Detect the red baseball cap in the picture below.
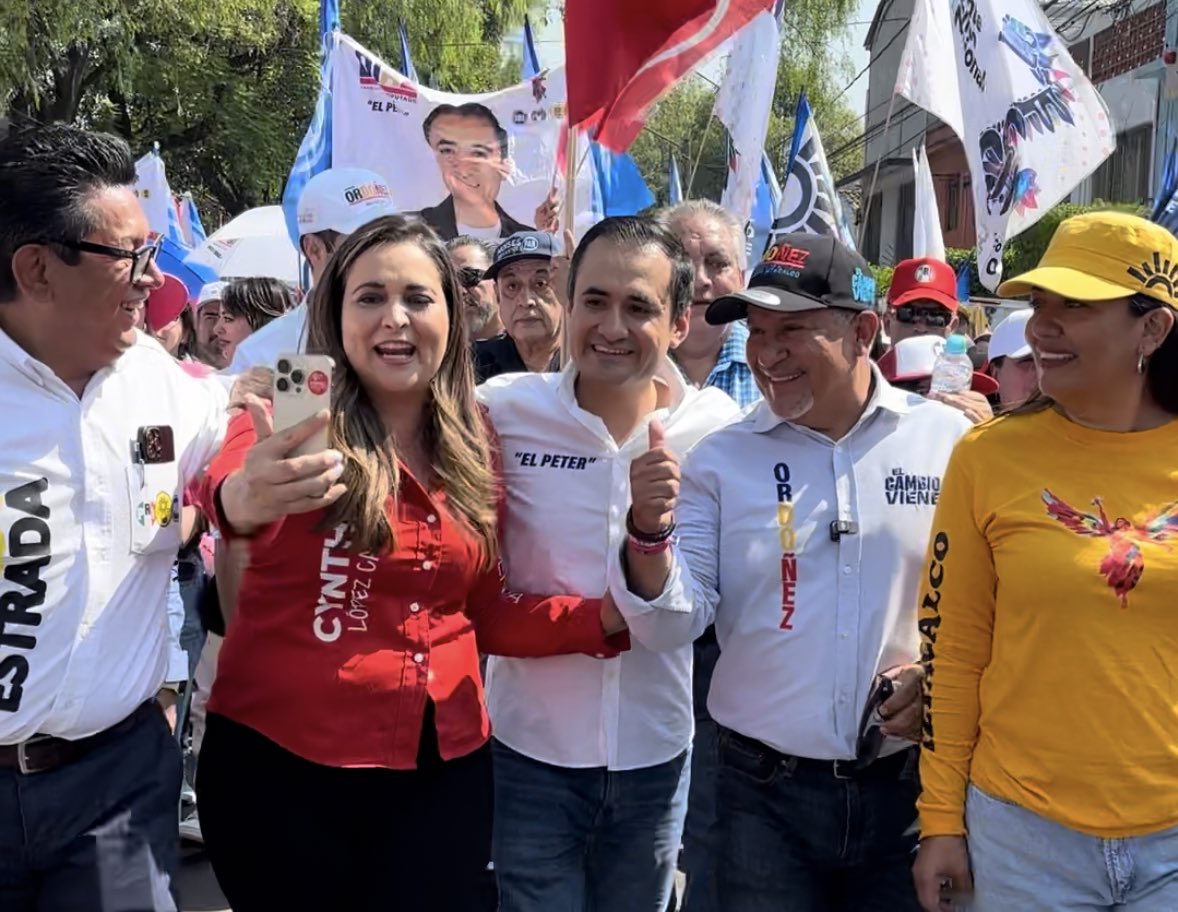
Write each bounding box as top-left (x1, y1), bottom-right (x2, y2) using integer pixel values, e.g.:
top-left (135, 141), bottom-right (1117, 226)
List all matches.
top-left (887, 257), bottom-right (958, 312)
top-left (145, 274), bottom-right (190, 333)
top-left (878, 336), bottom-right (998, 395)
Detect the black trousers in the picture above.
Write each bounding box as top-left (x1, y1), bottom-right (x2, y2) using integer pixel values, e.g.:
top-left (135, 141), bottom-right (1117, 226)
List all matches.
top-left (196, 710), bottom-right (495, 912)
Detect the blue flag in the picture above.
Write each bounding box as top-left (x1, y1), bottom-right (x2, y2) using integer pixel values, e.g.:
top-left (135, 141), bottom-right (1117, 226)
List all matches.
top-left (1152, 136), bottom-right (1178, 234)
top-left (591, 144), bottom-right (656, 216)
top-left (522, 15), bottom-right (542, 81)
top-left (158, 237), bottom-right (217, 299)
top-left (183, 196), bottom-right (207, 247)
top-left (748, 152), bottom-right (781, 262)
top-left (955, 262), bottom-right (972, 303)
top-left (281, 0), bottom-right (338, 247)
top-left (399, 21), bottom-right (419, 84)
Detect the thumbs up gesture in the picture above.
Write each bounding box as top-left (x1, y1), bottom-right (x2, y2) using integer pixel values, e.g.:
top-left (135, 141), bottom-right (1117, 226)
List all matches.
top-left (628, 418), bottom-right (680, 536)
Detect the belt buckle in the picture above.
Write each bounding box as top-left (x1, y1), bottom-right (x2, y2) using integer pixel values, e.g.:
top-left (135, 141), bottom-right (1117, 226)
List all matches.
top-left (832, 759), bottom-right (856, 780)
top-left (16, 737), bottom-right (49, 775)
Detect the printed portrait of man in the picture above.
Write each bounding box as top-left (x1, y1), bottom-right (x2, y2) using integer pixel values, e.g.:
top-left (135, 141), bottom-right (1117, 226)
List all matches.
top-left (417, 102), bottom-right (535, 242)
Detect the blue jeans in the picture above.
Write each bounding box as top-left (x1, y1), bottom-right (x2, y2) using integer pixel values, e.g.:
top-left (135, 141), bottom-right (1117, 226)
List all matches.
top-left (680, 631), bottom-right (721, 912)
top-left (492, 739), bottom-right (690, 912)
top-left (966, 784), bottom-right (1178, 911)
top-left (176, 552), bottom-right (207, 680)
top-left (715, 729), bottom-right (921, 912)
top-left (0, 704), bottom-right (183, 911)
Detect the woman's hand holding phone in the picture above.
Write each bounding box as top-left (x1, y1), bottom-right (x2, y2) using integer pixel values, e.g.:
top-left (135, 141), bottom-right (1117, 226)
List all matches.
top-left (218, 395), bottom-right (347, 536)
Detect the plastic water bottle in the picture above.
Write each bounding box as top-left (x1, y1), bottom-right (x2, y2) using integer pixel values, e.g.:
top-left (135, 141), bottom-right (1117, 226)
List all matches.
top-left (929, 335), bottom-right (973, 394)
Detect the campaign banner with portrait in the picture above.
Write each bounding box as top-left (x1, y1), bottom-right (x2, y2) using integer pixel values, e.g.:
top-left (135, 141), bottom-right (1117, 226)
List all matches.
top-left (331, 33), bottom-right (594, 244)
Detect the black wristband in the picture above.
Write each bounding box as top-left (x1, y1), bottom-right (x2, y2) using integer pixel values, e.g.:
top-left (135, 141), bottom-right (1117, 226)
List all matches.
top-left (626, 507), bottom-right (675, 544)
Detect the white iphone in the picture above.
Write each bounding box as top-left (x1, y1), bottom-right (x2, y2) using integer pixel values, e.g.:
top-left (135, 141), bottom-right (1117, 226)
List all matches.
top-left (272, 353), bottom-right (335, 457)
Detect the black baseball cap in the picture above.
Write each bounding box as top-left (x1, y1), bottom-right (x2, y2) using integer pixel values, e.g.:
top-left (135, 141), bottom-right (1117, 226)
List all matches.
top-left (706, 232), bottom-right (878, 325)
top-left (484, 231), bottom-right (559, 280)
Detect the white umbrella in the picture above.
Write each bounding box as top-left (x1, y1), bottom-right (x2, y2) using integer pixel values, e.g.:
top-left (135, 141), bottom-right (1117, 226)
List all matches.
top-left (185, 205), bottom-right (300, 283)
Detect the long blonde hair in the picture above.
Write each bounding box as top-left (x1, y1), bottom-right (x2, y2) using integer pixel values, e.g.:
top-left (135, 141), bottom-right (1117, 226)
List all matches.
top-left (305, 215), bottom-right (497, 565)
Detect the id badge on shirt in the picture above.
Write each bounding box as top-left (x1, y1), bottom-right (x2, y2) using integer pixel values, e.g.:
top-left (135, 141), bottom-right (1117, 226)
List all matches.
top-left (126, 425), bottom-right (182, 555)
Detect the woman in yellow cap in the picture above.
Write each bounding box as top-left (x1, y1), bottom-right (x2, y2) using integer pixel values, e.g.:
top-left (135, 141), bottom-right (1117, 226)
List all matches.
top-left (911, 211), bottom-right (1178, 911)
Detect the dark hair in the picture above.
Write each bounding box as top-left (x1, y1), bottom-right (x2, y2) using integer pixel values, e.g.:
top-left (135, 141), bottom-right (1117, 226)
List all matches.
top-left (1010, 293), bottom-right (1178, 417)
top-left (446, 235), bottom-right (494, 261)
top-left (305, 215), bottom-right (496, 561)
top-left (175, 307), bottom-right (198, 360)
top-left (422, 103), bottom-right (509, 159)
top-left (299, 229), bottom-right (342, 260)
top-left (0, 125), bottom-right (137, 302)
top-left (221, 277), bottom-right (293, 331)
top-left (568, 216), bottom-right (694, 322)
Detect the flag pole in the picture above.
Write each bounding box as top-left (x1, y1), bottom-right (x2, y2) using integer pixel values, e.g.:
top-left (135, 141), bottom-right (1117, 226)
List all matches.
top-left (857, 92), bottom-right (898, 249)
top-left (560, 125), bottom-right (579, 369)
top-left (685, 116), bottom-right (717, 198)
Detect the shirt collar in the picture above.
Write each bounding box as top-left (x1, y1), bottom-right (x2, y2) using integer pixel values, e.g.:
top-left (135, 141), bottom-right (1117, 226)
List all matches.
top-left (751, 363), bottom-right (911, 436)
top-left (0, 323), bottom-right (135, 393)
top-left (557, 356), bottom-right (690, 421)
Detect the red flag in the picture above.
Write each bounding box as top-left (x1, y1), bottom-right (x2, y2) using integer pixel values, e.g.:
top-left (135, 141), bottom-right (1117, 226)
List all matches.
top-left (565, 0), bottom-right (773, 152)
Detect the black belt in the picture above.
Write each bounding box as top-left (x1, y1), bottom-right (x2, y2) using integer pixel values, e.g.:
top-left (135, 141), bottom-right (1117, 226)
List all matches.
top-left (0, 700), bottom-right (160, 775)
top-left (721, 727), bottom-right (916, 781)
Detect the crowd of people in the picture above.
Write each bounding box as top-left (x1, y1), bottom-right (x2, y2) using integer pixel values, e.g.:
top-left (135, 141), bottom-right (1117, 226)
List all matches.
top-left (0, 121), bottom-right (1176, 912)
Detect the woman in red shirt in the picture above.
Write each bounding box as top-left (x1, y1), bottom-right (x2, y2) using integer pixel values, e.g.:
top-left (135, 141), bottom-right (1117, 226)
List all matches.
top-left (195, 216), bottom-right (625, 911)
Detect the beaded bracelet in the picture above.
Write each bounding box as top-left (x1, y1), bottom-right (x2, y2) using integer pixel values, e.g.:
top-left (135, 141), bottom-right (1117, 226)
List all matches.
top-left (627, 535), bottom-right (672, 556)
top-left (625, 507), bottom-right (675, 544)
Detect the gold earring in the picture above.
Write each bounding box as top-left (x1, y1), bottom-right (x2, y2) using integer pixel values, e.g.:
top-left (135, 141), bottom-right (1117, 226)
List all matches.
top-left (1138, 353), bottom-right (1147, 375)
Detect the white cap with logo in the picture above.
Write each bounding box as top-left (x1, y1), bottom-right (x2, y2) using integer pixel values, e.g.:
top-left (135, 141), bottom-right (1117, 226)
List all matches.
top-left (296, 167), bottom-right (397, 237)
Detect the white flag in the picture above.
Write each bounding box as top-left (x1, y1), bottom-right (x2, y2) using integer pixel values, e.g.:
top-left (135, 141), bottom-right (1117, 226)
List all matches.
top-left (133, 152), bottom-right (175, 241)
top-left (896, 0), bottom-right (1114, 289)
top-left (912, 144), bottom-right (946, 260)
top-left (715, 10), bottom-right (781, 226)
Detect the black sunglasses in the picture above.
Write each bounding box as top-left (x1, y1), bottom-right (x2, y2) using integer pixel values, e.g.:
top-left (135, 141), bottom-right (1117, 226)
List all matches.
top-left (456, 266), bottom-right (486, 289)
top-left (53, 238), bottom-right (161, 283)
top-left (893, 304), bottom-right (951, 327)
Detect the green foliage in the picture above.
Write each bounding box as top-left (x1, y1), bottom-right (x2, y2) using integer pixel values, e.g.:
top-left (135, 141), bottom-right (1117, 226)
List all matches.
top-left (627, 0), bottom-right (863, 208)
top-left (871, 200), bottom-right (1151, 298)
top-left (0, 0), bottom-right (539, 218)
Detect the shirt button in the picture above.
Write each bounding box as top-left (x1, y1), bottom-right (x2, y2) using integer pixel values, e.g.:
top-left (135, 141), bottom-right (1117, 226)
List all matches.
top-left (413, 653), bottom-right (425, 664)
top-left (842, 565), bottom-right (852, 575)
top-left (427, 514), bottom-right (437, 523)
top-left (840, 632), bottom-right (849, 640)
top-left (422, 560), bottom-right (433, 570)
top-left (409, 602), bottom-right (421, 613)
top-left (838, 695), bottom-right (848, 703)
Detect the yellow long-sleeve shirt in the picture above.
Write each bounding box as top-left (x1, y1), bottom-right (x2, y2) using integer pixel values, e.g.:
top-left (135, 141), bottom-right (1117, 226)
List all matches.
top-left (918, 407), bottom-right (1178, 839)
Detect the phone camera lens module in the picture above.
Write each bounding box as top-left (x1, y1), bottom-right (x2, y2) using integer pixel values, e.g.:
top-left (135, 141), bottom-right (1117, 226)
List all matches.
top-left (290, 369), bottom-right (305, 384)
top-left (277, 359), bottom-right (291, 374)
top-left (276, 377), bottom-right (290, 392)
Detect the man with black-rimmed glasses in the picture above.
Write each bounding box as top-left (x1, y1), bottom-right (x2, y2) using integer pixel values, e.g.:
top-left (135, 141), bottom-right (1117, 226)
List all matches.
top-left (0, 124), bottom-right (228, 911)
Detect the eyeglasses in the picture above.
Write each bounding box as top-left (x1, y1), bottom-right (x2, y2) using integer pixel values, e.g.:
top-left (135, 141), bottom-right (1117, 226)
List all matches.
top-left (456, 266), bottom-right (486, 289)
top-left (54, 238), bottom-right (161, 283)
top-left (893, 305), bottom-right (951, 327)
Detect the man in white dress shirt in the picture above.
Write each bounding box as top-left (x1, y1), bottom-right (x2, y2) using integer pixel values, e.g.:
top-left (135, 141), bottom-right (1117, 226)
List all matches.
top-left (671, 233), bottom-right (971, 911)
top-left (225, 166), bottom-right (396, 374)
top-left (479, 216), bottom-right (740, 912)
top-left (0, 125), bottom-right (228, 911)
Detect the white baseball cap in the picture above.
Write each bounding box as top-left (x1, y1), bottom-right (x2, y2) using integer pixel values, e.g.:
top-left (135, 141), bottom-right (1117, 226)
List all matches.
top-left (196, 281), bottom-right (228, 307)
top-left (296, 167), bottom-right (397, 237)
top-left (988, 308), bottom-right (1032, 361)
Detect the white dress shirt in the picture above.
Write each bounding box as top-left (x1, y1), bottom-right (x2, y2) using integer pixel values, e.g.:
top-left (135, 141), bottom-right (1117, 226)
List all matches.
top-left (226, 301), bottom-right (309, 374)
top-left (0, 330), bottom-right (227, 742)
top-left (479, 362), bottom-right (740, 770)
top-left (675, 372), bottom-right (971, 761)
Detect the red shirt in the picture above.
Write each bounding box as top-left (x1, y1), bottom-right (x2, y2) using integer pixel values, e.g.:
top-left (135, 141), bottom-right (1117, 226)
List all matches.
top-left (202, 412), bottom-right (627, 769)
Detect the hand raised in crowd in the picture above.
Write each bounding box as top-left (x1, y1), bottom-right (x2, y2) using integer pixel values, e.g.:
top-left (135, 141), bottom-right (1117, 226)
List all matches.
top-left (629, 418), bottom-right (679, 535)
top-left (534, 186), bottom-right (560, 234)
top-left (552, 228), bottom-right (575, 307)
top-left (912, 835), bottom-right (973, 912)
top-left (927, 389), bottom-right (993, 425)
top-left (218, 396), bottom-right (347, 535)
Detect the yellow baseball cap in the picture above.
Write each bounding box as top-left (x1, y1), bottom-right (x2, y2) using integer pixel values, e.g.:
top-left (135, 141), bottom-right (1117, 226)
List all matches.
top-left (998, 212), bottom-right (1178, 310)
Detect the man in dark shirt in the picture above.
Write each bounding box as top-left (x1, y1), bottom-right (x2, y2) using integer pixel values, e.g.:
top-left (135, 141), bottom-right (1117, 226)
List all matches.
top-left (473, 231), bottom-right (564, 382)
